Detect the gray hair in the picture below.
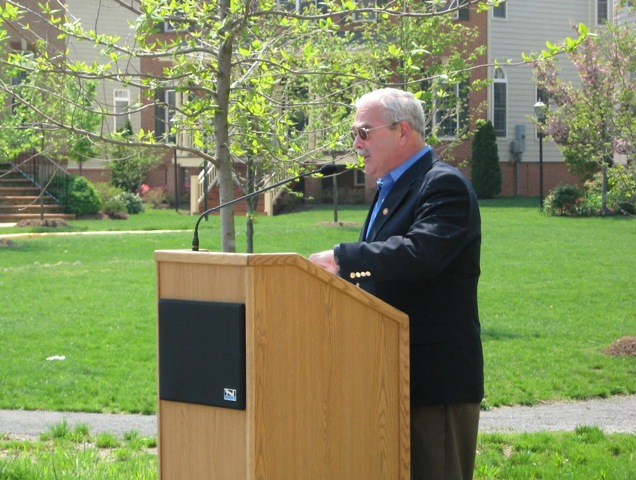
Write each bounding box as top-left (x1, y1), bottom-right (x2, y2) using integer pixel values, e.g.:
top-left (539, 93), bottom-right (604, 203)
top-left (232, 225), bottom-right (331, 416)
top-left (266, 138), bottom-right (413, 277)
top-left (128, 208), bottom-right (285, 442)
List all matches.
top-left (355, 88), bottom-right (426, 138)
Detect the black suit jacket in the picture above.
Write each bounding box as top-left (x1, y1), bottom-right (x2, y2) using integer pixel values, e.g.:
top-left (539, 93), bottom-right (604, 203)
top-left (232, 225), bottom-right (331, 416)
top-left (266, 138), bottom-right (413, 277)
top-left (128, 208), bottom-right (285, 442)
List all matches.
top-left (338, 149), bottom-right (484, 407)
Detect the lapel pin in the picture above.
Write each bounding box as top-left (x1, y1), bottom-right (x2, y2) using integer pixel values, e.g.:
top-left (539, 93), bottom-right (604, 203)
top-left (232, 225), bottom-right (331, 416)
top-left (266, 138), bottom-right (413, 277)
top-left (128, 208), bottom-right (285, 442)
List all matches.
top-left (382, 208), bottom-right (389, 216)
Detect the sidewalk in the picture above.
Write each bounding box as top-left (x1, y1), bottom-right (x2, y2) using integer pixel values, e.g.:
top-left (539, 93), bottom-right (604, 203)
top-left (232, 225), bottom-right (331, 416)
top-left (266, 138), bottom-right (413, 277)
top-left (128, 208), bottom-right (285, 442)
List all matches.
top-left (1, 395), bottom-right (634, 440)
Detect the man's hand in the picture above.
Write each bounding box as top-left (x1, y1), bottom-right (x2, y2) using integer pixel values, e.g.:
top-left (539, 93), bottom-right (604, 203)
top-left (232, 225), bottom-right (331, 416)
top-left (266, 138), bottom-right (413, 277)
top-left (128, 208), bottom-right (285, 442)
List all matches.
top-left (309, 249), bottom-right (339, 275)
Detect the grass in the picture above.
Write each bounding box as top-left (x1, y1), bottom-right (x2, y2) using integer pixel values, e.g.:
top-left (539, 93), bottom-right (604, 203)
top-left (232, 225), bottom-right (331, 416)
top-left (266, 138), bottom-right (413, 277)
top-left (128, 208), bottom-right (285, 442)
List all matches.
top-left (0, 198), bottom-right (634, 478)
top-left (0, 422), bottom-right (157, 479)
top-left (0, 423), bottom-right (634, 479)
top-left (475, 426), bottom-right (636, 479)
top-left (1, 200), bottom-right (633, 412)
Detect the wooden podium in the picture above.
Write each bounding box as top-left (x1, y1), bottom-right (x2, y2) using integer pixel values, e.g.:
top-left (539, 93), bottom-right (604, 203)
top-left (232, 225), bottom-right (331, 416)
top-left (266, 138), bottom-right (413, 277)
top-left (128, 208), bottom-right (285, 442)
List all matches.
top-left (155, 250), bottom-right (410, 479)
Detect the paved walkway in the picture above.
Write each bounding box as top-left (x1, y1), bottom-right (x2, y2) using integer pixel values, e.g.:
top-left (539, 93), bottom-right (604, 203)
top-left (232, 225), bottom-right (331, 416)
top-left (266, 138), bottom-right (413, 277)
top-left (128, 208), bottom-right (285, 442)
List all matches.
top-left (1, 395), bottom-right (634, 440)
top-left (0, 229), bottom-right (188, 239)
top-left (479, 395), bottom-right (636, 434)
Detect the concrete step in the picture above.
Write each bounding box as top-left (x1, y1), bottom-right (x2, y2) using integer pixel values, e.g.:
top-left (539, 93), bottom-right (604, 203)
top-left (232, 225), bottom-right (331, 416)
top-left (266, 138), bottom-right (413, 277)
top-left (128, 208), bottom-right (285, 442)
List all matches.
top-left (0, 196), bottom-right (58, 206)
top-left (0, 204), bottom-right (65, 213)
top-left (0, 212), bottom-right (76, 223)
top-left (0, 186), bottom-right (41, 195)
top-left (0, 178), bottom-right (33, 187)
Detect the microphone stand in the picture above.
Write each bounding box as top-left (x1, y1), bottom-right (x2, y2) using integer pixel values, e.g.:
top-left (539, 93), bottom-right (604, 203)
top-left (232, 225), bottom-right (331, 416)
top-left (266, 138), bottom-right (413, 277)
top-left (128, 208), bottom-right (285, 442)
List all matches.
top-left (192, 163), bottom-right (337, 251)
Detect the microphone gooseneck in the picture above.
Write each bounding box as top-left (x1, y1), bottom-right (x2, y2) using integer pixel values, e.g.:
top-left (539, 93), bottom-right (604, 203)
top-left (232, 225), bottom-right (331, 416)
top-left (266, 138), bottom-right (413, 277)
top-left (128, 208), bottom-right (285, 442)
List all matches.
top-left (192, 163), bottom-right (337, 251)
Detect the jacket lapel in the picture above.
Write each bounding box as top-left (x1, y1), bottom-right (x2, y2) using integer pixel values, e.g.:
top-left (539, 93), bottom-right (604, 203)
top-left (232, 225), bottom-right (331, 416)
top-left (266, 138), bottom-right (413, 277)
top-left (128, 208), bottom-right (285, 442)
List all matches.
top-left (359, 190), bottom-right (379, 241)
top-left (365, 149), bottom-right (438, 242)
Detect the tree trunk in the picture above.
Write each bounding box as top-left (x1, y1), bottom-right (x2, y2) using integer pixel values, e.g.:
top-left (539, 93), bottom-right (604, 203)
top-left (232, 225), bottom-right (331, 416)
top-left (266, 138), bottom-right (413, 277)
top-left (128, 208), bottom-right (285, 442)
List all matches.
top-left (215, 0), bottom-right (236, 252)
top-left (246, 158), bottom-right (255, 253)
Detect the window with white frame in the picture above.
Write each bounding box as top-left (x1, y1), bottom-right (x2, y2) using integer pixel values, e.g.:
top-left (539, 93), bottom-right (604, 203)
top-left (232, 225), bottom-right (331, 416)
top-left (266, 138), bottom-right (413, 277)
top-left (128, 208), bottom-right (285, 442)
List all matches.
top-left (9, 51), bottom-right (33, 115)
top-left (353, 0), bottom-right (378, 22)
top-left (493, 67), bottom-right (507, 137)
top-left (434, 82), bottom-right (468, 138)
top-left (163, 6), bottom-right (187, 32)
top-left (278, 0), bottom-right (324, 13)
top-left (492, 1), bottom-right (506, 18)
top-left (437, 0), bottom-right (470, 19)
top-left (10, 69), bottom-right (28, 115)
top-left (155, 88), bottom-right (176, 143)
top-left (113, 89), bottom-right (130, 132)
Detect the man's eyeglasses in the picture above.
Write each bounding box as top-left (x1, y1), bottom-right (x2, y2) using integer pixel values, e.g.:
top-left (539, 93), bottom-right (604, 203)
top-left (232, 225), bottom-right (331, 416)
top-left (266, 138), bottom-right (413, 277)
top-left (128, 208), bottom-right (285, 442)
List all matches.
top-left (351, 122), bottom-right (398, 141)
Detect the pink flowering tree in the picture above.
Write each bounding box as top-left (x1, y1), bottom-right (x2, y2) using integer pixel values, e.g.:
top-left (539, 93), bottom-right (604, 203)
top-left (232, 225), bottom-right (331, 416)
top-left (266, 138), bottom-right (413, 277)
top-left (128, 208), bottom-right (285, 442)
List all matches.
top-left (533, 17), bottom-right (636, 182)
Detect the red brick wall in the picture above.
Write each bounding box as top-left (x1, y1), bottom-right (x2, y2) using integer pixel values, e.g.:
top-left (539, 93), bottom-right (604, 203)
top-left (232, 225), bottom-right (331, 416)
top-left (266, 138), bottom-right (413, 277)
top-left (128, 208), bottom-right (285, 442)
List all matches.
top-left (67, 168), bottom-right (110, 185)
top-left (499, 162), bottom-right (583, 197)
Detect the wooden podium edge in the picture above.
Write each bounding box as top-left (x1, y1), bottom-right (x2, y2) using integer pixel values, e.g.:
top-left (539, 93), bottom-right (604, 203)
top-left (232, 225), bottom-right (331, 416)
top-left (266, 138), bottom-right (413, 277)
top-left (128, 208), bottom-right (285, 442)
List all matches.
top-left (154, 250), bottom-right (408, 326)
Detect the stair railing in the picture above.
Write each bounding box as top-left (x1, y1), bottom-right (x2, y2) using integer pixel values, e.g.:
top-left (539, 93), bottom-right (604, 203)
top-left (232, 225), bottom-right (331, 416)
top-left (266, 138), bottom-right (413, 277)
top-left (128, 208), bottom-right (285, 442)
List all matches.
top-left (190, 161), bottom-right (294, 216)
top-left (14, 150), bottom-right (72, 205)
top-left (190, 160), bottom-right (219, 214)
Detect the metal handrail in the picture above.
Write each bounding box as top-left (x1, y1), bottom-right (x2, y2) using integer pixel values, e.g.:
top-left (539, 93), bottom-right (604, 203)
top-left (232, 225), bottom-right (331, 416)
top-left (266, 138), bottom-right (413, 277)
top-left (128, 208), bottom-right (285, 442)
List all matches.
top-left (13, 150), bottom-right (72, 205)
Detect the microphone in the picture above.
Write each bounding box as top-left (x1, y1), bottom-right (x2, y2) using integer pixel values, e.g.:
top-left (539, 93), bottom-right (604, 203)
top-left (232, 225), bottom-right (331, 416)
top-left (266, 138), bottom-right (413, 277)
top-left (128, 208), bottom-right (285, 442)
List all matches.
top-left (192, 163), bottom-right (337, 251)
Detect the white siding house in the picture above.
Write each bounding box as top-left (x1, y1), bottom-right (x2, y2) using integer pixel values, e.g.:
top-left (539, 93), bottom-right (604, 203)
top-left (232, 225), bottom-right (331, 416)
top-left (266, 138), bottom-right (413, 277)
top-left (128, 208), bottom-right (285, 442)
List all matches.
top-left (64, 0), bottom-right (142, 173)
top-left (487, 0), bottom-right (615, 195)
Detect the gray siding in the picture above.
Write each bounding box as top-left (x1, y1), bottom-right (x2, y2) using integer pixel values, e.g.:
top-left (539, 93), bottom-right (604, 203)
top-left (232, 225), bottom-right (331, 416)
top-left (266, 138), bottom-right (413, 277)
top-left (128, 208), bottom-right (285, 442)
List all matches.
top-left (489, 0), bottom-right (613, 164)
top-left (65, 0), bottom-right (142, 138)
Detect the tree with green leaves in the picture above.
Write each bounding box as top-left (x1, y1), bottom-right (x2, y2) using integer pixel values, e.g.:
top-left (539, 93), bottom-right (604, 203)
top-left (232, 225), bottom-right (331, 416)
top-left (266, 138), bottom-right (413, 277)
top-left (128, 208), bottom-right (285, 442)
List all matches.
top-left (1, 0), bottom-right (502, 250)
top-left (103, 119), bottom-right (164, 193)
top-left (470, 119), bottom-right (501, 199)
top-left (0, 5), bottom-right (101, 170)
top-left (533, 16), bottom-right (636, 181)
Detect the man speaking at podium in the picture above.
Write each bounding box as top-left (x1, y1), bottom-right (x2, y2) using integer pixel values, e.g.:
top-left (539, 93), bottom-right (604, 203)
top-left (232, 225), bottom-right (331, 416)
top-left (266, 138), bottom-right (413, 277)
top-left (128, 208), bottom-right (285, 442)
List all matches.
top-left (310, 88), bottom-right (483, 480)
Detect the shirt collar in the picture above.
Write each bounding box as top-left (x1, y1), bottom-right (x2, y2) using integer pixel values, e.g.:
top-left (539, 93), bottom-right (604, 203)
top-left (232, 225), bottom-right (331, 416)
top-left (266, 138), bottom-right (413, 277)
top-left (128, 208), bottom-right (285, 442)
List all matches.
top-left (378, 145), bottom-right (431, 188)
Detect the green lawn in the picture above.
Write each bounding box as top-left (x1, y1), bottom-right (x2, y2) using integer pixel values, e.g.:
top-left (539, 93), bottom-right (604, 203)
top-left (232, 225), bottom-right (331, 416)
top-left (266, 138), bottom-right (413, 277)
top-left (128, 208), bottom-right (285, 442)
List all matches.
top-left (0, 199), bottom-right (634, 413)
top-left (0, 423), bottom-right (634, 480)
top-left (0, 198), bottom-right (635, 478)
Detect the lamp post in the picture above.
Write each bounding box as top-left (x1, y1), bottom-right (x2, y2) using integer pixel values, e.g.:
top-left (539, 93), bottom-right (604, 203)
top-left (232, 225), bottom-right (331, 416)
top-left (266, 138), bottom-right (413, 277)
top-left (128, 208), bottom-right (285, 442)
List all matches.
top-left (533, 100), bottom-right (546, 209)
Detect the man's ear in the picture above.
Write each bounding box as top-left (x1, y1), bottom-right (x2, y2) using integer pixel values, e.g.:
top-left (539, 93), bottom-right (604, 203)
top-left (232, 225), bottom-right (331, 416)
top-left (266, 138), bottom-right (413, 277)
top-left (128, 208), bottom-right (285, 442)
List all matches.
top-left (398, 121), bottom-right (410, 140)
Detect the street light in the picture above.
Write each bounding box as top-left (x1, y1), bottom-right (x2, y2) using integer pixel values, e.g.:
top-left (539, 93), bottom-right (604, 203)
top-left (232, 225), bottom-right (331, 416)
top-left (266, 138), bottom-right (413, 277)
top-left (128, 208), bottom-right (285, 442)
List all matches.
top-left (534, 100), bottom-right (547, 208)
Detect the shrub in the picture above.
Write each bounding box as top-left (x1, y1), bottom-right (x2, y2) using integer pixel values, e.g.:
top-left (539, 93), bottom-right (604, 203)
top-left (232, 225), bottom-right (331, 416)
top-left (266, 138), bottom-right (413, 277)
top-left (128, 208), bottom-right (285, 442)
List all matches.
top-left (543, 183), bottom-right (583, 216)
top-left (140, 185), bottom-right (167, 209)
top-left (581, 165), bottom-right (636, 215)
top-left (94, 182), bottom-right (124, 204)
top-left (470, 120), bottom-right (502, 199)
top-left (102, 197), bottom-right (128, 219)
top-left (115, 191), bottom-right (145, 214)
top-left (605, 165), bottom-right (636, 215)
top-left (49, 175), bottom-right (102, 216)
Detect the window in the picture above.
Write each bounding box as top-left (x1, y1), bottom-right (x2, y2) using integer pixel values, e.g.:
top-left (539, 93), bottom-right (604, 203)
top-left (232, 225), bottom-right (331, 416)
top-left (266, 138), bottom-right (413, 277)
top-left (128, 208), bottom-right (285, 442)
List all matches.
top-left (434, 81), bottom-right (468, 138)
top-left (163, 3), bottom-right (188, 32)
top-left (10, 69), bottom-right (28, 115)
top-left (536, 88), bottom-right (549, 108)
top-left (597, 0), bottom-right (608, 23)
top-left (155, 88), bottom-right (176, 143)
top-left (278, 0), bottom-right (326, 13)
top-left (113, 89), bottom-right (130, 132)
top-left (492, 1), bottom-right (506, 18)
top-left (354, 169), bottom-right (366, 187)
top-left (493, 68), bottom-right (507, 137)
top-left (9, 51), bottom-right (33, 115)
top-left (434, 0), bottom-right (469, 19)
top-left (536, 88), bottom-right (549, 139)
top-left (353, 0), bottom-right (378, 22)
